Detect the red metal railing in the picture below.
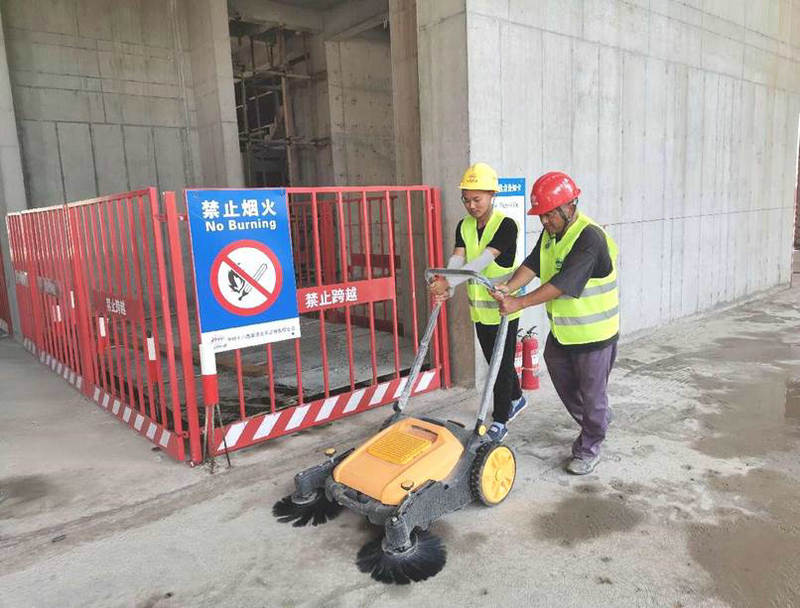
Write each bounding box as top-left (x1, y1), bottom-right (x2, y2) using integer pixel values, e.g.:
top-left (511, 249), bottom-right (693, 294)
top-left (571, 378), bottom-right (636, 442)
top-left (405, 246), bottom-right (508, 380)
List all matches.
top-left (4, 186), bottom-right (450, 465)
top-left (290, 194), bottom-right (402, 332)
top-left (0, 238), bottom-right (12, 336)
top-left (64, 189), bottom-right (197, 461)
top-left (204, 187), bottom-right (449, 457)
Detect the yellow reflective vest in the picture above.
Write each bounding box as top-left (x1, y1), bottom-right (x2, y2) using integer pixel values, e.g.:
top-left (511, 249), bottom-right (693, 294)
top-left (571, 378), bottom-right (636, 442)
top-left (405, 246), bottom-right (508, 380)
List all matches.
top-left (540, 213), bottom-right (619, 345)
top-left (461, 210), bottom-right (521, 325)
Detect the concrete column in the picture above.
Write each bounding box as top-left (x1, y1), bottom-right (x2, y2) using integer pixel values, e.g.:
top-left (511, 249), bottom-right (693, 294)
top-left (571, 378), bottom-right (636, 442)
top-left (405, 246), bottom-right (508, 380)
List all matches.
top-left (390, 0), bottom-right (422, 185)
top-left (0, 5), bottom-right (27, 338)
top-left (417, 0), bottom-right (472, 385)
top-left (187, 0), bottom-right (244, 187)
top-left (388, 1), bottom-right (422, 359)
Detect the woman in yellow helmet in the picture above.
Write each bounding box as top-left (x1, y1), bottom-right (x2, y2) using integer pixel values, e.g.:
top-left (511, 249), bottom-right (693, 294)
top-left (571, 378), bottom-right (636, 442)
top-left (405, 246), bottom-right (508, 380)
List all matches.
top-left (428, 163), bottom-right (527, 442)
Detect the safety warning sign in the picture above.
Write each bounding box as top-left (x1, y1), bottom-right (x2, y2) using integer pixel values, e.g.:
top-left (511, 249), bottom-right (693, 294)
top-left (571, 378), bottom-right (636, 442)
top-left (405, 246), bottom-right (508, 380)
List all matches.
top-left (185, 189), bottom-right (300, 353)
top-left (210, 240), bottom-right (283, 315)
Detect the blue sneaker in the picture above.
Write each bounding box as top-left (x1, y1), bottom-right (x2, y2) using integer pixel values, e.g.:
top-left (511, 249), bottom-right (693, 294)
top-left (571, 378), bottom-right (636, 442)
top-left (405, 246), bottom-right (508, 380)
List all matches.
top-left (507, 396), bottom-right (528, 423)
top-left (486, 422), bottom-right (507, 443)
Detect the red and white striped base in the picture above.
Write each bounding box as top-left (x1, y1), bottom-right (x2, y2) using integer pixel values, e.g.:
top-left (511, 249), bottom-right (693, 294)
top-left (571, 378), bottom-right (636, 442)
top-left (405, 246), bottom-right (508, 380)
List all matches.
top-left (27, 343), bottom-right (85, 391)
top-left (22, 337), bottom-right (182, 461)
top-left (91, 385), bottom-right (183, 460)
top-left (20, 334), bottom-right (444, 463)
top-left (210, 369), bottom-right (439, 456)
top-left (23, 337), bottom-right (37, 355)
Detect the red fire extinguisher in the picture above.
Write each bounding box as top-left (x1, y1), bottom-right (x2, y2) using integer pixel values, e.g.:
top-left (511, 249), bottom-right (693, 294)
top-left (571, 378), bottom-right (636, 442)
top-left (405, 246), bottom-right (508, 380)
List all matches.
top-left (516, 327), bottom-right (540, 390)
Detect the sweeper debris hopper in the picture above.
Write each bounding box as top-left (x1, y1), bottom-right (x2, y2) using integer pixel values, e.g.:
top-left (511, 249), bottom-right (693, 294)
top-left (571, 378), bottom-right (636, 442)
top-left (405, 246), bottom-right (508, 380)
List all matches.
top-left (272, 268), bottom-right (517, 584)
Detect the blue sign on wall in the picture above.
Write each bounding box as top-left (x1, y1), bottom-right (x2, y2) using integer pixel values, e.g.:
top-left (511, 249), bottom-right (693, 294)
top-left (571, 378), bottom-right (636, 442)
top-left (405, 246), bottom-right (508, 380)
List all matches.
top-left (185, 188), bottom-right (300, 353)
top-left (495, 177), bottom-right (527, 293)
top-left (496, 177), bottom-right (525, 197)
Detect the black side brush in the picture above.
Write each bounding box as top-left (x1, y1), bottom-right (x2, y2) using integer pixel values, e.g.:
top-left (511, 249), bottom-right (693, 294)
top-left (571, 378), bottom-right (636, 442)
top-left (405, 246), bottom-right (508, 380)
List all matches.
top-left (356, 529), bottom-right (446, 584)
top-left (272, 489), bottom-right (344, 527)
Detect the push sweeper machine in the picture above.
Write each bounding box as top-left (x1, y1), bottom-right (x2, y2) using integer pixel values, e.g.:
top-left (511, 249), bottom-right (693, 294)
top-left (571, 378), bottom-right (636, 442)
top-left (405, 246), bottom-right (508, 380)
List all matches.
top-left (273, 269), bottom-right (518, 584)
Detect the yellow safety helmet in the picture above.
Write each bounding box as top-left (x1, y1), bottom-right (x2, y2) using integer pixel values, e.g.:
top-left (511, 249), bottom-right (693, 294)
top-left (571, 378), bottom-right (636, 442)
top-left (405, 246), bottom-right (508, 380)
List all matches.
top-left (459, 163), bottom-right (499, 192)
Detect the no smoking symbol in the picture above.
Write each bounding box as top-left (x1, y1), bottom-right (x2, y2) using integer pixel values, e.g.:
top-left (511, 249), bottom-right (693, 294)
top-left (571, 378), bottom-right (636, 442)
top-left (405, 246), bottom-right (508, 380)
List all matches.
top-left (210, 240), bottom-right (284, 316)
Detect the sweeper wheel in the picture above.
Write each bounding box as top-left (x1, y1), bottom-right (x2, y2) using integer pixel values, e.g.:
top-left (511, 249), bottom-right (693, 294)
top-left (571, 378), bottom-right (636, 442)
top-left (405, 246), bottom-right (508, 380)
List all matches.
top-left (470, 443), bottom-right (516, 506)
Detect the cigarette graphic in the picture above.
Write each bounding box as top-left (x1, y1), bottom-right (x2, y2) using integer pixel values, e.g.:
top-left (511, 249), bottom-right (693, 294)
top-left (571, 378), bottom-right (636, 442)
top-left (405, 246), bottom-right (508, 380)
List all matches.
top-left (239, 263), bottom-right (267, 300)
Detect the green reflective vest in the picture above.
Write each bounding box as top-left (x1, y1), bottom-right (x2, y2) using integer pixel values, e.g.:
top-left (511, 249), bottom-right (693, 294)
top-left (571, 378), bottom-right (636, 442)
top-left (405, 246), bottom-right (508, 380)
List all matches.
top-left (540, 213), bottom-right (619, 345)
top-left (461, 210), bottom-right (520, 325)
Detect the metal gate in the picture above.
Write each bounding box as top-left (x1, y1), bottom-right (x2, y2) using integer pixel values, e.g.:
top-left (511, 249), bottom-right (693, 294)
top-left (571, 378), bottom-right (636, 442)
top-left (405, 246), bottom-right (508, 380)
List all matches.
top-left (4, 186), bottom-right (449, 465)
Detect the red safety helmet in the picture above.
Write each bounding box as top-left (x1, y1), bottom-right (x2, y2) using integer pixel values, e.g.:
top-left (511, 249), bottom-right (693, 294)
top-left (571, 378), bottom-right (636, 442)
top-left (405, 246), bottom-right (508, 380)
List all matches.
top-left (528, 171), bottom-right (581, 215)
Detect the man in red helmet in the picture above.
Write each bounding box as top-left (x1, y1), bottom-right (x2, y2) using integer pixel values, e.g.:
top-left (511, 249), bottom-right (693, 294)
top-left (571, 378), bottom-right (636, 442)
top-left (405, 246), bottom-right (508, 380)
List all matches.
top-left (491, 171), bottom-right (619, 475)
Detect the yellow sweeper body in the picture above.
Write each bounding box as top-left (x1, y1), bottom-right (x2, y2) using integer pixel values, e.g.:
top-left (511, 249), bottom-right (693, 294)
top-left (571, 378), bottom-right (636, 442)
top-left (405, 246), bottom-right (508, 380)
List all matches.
top-left (333, 417), bottom-right (464, 506)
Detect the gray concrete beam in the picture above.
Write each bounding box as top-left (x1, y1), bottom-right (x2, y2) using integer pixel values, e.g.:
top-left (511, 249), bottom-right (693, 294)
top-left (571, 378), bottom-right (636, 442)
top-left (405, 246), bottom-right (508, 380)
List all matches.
top-left (229, 0), bottom-right (323, 32)
top-left (324, 0), bottom-right (388, 39)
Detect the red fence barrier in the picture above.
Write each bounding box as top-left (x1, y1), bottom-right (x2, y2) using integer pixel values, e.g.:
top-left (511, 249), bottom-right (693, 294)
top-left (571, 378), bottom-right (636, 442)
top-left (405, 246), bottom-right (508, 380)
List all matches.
top-left (4, 186), bottom-right (449, 465)
top-left (0, 239), bottom-right (11, 336)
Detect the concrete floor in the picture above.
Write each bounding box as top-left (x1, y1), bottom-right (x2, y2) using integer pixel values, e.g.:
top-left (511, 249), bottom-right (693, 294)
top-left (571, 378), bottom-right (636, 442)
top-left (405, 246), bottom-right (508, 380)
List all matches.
top-left (2, 264), bottom-right (800, 607)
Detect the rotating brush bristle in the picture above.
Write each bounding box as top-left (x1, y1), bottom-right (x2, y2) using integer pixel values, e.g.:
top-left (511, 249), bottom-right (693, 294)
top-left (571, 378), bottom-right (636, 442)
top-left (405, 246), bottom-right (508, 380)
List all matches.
top-left (272, 489), bottom-right (343, 527)
top-left (356, 529), bottom-right (447, 584)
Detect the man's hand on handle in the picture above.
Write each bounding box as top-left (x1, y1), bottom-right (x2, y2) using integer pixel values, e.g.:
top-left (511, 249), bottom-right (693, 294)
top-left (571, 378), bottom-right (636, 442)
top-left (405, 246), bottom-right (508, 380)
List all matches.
top-left (427, 275), bottom-right (452, 303)
top-left (490, 288), bottom-right (524, 315)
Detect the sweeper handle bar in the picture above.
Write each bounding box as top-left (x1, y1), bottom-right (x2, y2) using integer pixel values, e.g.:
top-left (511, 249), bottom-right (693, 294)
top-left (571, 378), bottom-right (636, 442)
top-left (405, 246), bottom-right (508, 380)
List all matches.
top-left (392, 269), bottom-right (508, 436)
top-left (393, 268), bottom-right (493, 414)
top-left (392, 300), bottom-right (442, 414)
top-left (424, 268), bottom-right (509, 434)
top-left (423, 268), bottom-right (497, 292)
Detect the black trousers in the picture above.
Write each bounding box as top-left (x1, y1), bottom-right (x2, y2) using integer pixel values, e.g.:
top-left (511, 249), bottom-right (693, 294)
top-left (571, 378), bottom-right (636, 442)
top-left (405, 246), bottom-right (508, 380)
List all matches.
top-left (475, 318), bottom-right (522, 424)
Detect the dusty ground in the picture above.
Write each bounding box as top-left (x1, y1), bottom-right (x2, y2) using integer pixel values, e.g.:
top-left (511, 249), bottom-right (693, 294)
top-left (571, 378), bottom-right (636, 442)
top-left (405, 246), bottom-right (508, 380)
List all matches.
top-left (1, 262), bottom-right (800, 608)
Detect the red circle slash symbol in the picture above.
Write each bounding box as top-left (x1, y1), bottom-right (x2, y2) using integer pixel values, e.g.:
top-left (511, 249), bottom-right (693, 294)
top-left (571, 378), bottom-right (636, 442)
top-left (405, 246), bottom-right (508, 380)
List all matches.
top-left (210, 240), bottom-right (283, 316)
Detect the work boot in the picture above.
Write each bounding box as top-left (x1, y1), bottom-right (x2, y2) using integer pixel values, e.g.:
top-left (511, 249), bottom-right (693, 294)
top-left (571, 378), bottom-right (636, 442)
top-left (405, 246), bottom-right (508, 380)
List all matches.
top-left (566, 455), bottom-right (600, 475)
top-left (507, 396), bottom-right (528, 423)
top-left (486, 422), bottom-right (508, 443)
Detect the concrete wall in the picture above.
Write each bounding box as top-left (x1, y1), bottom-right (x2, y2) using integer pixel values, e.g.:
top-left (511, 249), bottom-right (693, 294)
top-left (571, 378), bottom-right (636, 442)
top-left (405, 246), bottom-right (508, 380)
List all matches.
top-left (1, 0), bottom-right (243, 207)
top-left (471, 0), bottom-right (800, 339)
top-left (419, 0), bottom-right (800, 385)
top-left (326, 34), bottom-right (396, 185)
top-left (1, 0), bottom-right (201, 204)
